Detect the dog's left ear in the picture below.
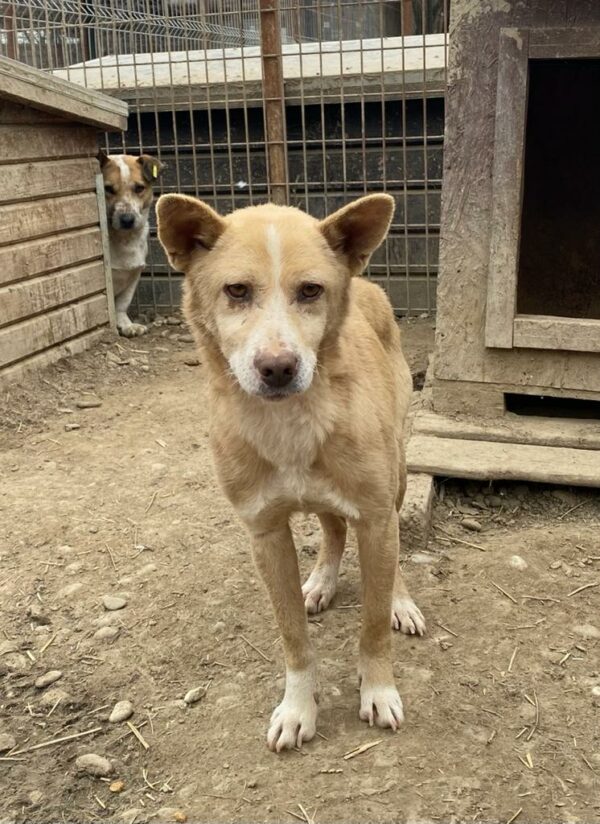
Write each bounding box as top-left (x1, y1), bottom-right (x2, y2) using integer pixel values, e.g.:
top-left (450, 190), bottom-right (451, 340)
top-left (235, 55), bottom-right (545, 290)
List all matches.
top-left (138, 154), bottom-right (165, 184)
top-left (320, 194), bottom-right (395, 274)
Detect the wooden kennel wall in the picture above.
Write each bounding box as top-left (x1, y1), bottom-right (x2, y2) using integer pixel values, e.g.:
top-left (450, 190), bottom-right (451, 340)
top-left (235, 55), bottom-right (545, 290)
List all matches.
top-left (0, 56), bottom-right (127, 386)
top-left (408, 0), bottom-right (600, 487)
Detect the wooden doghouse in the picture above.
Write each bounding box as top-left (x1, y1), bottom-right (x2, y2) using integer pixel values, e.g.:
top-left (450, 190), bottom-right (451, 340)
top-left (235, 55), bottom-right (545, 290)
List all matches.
top-left (407, 1), bottom-right (600, 499)
top-left (0, 56), bottom-right (127, 386)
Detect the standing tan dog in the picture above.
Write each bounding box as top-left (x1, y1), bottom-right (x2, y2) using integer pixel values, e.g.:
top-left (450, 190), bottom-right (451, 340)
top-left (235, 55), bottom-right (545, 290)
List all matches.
top-left (156, 193), bottom-right (425, 751)
top-left (98, 150), bottom-right (164, 337)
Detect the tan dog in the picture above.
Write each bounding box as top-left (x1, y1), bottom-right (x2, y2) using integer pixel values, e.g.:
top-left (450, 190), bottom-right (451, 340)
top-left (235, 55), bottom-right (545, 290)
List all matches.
top-left (156, 194), bottom-right (425, 751)
top-left (98, 151), bottom-right (164, 337)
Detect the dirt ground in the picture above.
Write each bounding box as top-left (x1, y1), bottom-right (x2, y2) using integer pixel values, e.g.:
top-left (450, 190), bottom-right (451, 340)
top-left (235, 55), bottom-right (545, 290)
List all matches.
top-left (1, 316), bottom-right (599, 824)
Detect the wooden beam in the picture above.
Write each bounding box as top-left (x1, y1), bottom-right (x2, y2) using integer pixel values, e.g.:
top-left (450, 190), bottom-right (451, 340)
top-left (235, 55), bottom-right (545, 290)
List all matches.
top-left (0, 193), bottom-right (99, 247)
top-left (0, 294), bottom-right (109, 369)
top-left (260, 0), bottom-right (288, 205)
top-left (0, 54), bottom-right (127, 131)
top-left (0, 261), bottom-right (106, 327)
top-left (0, 124), bottom-right (98, 164)
top-left (407, 434), bottom-right (600, 487)
top-left (0, 227), bottom-right (103, 288)
top-left (513, 315), bottom-right (600, 353)
top-left (1, 157), bottom-right (98, 204)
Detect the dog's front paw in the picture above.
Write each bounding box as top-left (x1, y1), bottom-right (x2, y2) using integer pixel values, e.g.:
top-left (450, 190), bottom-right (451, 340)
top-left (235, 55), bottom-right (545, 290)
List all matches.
top-left (118, 322), bottom-right (147, 338)
top-left (267, 670), bottom-right (318, 752)
top-left (359, 682), bottom-right (404, 730)
top-left (391, 596), bottom-right (426, 635)
top-left (302, 564), bottom-right (338, 614)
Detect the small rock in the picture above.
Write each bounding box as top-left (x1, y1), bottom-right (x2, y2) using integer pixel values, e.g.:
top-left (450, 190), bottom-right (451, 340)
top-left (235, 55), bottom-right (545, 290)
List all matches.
top-left (75, 753), bottom-right (113, 777)
top-left (93, 613), bottom-right (121, 628)
top-left (35, 670), bottom-right (63, 689)
top-left (94, 626), bottom-right (120, 642)
top-left (178, 334), bottom-right (195, 343)
top-left (28, 790), bottom-right (44, 807)
top-left (212, 620), bottom-right (226, 634)
top-left (409, 551), bottom-right (437, 565)
top-left (76, 399), bottom-right (102, 409)
top-left (573, 624), bottom-right (600, 640)
top-left (166, 316), bottom-right (182, 326)
top-left (509, 555), bottom-right (528, 571)
top-left (109, 700), bottom-right (134, 723)
top-left (64, 423), bottom-right (81, 432)
top-left (247, 779), bottom-right (258, 788)
top-left (27, 603), bottom-right (50, 625)
top-left (549, 560), bottom-right (562, 570)
top-left (39, 687), bottom-right (71, 708)
top-left (183, 686), bottom-right (207, 705)
top-left (110, 780), bottom-right (125, 793)
top-left (89, 525), bottom-right (99, 534)
top-left (461, 518), bottom-right (482, 532)
top-left (58, 582), bottom-right (83, 598)
top-left (103, 595), bottom-right (128, 611)
top-left (183, 357), bottom-right (200, 367)
top-left (158, 808), bottom-right (187, 822)
top-left (592, 685), bottom-right (600, 697)
top-left (0, 733), bottom-right (16, 753)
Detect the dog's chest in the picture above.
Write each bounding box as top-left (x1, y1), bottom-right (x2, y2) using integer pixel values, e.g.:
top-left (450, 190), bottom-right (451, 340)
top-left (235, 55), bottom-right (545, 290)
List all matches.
top-left (234, 401), bottom-right (359, 522)
top-left (110, 226), bottom-right (149, 270)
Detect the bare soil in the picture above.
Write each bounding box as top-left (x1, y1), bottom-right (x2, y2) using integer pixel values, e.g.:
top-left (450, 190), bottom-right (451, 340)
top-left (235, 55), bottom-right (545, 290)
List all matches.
top-left (1, 316), bottom-right (599, 824)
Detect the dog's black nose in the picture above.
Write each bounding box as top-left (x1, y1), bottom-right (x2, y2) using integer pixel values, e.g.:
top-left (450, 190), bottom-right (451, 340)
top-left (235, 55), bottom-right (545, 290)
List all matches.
top-left (119, 214), bottom-right (135, 229)
top-left (254, 352), bottom-right (298, 389)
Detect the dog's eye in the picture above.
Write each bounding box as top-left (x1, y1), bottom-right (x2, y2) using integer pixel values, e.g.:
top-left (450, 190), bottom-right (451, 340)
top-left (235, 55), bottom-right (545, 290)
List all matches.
top-left (225, 283), bottom-right (250, 301)
top-left (104, 184), bottom-right (116, 195)
top-left (134, 184), bottom-right (146, 195)
top-left (298, 283), bottom-right (323, 302)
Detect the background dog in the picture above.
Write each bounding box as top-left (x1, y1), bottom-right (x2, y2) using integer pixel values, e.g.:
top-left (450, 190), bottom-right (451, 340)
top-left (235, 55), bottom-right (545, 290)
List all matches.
top-left (157, 193), bottom-right (425, 751)
top-left (98, 150), bottom-right (164, 337)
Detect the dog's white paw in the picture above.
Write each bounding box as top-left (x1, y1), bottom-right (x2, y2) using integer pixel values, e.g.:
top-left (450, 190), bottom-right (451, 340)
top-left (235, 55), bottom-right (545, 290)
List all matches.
top-left (267, 669), bottom-right (318, 752)
top-left (359, 683), bottom-right (404, 730)
top-left (391, 596), bottom-right (426, 635)
top-left (302, 564), bottom-right (338, 614)
top-left (118, 322), bottom-right (147, 338)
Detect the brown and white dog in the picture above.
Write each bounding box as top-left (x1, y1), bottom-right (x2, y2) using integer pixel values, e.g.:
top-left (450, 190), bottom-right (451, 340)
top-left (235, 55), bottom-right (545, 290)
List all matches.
top-left (98, 151), bottom-right (164, 336)
top-left (156, 193), bottom-right (425, 751)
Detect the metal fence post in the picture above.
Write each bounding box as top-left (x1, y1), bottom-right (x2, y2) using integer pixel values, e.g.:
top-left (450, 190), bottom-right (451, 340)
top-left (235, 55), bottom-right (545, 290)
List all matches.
top-left (259, 0), bottom-right (288, 206)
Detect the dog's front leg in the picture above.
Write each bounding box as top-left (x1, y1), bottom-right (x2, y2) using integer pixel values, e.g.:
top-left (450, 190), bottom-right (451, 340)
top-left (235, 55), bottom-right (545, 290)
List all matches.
top-left (356, 511), bottom-right (404, 730)
top-left (250, 522), bottom-right (318, 752)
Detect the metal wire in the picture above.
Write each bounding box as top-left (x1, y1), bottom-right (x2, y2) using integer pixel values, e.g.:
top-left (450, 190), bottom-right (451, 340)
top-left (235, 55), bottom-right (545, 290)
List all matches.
top-left (1, 0), bottom-right (448, 315)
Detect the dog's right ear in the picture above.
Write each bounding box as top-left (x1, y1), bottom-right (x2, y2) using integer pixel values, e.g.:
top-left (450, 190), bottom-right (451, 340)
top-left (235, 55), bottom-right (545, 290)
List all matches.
top-left (97, 148), bottom-right (110, 169)
top-left (156, 194), bottom-right (226, 273)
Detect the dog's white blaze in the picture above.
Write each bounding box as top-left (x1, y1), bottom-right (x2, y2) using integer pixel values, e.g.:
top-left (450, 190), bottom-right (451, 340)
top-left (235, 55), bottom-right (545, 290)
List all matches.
top-left (114, 155), bottom-right (131, 182)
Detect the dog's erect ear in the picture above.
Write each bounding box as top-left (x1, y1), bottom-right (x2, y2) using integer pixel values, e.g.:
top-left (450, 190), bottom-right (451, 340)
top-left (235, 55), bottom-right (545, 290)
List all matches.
top-left (97, 148), bottom-right (110, 170)
top-left (156, 194), bottom-right (226, 273)
top-left (138, 154), bottom-right (165, 184)
top-left (320, 194), bottom-right (395, 274)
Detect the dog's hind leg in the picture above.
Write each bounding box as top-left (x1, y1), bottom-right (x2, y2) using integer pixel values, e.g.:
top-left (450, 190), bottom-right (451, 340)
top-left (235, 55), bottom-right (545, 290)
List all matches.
top-left (302, 513), bottom-right (346, 614)
top-left (251, 522), bottom-right (318, 752)
top-left (391, 566), bottom-right (426, 636)
top-left (356, 511), bottom-right (404, 730)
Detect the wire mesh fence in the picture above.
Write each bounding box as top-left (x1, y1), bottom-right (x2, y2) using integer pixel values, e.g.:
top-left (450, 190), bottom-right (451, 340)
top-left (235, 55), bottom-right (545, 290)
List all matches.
top-left (1, 0), bottom-right (449, 315)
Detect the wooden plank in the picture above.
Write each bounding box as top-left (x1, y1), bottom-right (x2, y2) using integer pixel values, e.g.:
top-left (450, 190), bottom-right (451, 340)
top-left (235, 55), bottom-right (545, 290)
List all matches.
top-left (407, 434), bottom-right (600, 487)
top-left (0, 328), bottom-right (108, 389)
top-left (484, 28), bottom-right (529, 349)
top-left (414, 410), bottom-right (600, 451)
top-left (1, 157), bottom-right (98, 204)
top-left (529, 25), bottom-right (600, 57)
top-left (0, 193), bottom-right (99, 247)
top-left (0, 261), bottom-right (106, 327)
top-left (0, 227), bottom-right (103, 287)
top-left (0, 54), bottom-right (127, 131)
top-left (513, 316), bottom-right (600, 353)
top-left (0, 124), bottom-right (98, 164)
top-left (0, 294), bottom-right (109, 369)
top-left (0, 100), bottom-right (68, 125)
top-left (95, 172), bottom-right (116, 331)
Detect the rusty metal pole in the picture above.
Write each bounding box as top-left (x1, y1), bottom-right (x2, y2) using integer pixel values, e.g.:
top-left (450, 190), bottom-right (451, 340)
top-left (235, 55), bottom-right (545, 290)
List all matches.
top-left (259, 0), bottom-right (288, 205)
top-left (4, 3), bottom-right (18, 60)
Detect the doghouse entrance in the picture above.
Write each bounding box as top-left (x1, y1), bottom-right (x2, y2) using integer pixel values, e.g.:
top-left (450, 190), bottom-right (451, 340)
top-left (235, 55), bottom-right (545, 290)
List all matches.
top-left (517, 59), bottom-right (600, 320)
